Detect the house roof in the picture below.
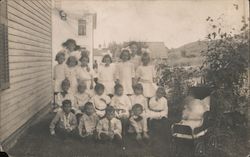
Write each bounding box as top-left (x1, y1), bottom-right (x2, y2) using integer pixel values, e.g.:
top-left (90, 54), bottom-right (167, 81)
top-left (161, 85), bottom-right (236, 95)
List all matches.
top-left (146, 42), bottom-right (168, 59)
top-left (93, 48), bottom-right (109, 56)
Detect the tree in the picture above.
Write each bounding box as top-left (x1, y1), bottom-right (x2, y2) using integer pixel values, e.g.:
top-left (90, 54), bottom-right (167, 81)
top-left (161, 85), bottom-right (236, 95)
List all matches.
top-left (201, 15), bottom-right (249, 116)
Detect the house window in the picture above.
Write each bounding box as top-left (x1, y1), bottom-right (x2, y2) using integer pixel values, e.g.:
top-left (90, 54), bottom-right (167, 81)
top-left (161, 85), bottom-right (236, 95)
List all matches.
top-left (78, 19), bottom-right (86, 36)
top-left (0, 0), bottom-right (10, 90)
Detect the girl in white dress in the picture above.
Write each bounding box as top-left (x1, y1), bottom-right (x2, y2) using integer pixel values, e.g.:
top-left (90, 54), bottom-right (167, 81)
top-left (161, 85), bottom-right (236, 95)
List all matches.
top-left (54, 52), bottom-right (66, 93)
top-left (65, 56), bottom-right (78, 94)
top-left (129, 41), bottom-right (142, 70)
top-left (77, 54), bottom-right (95, 95)
top-left (110, 84), bottom-right (132, 119)
top-left (136, 53), bottom-right (157, 98)
top-left (97, 54), bottom-right (116, 96)
top-left (130, 83), bottom-right (148, 113)
top-left (54, 79), bottom-right (75, 113)
top-left (115, 49), bottom-right (135, 95)
top-left (91, 83), bottom-right (111, 117)
top-left (147, 87), bottom-right (168, 120)
top-left (75, 82), bottom-right (91, 112)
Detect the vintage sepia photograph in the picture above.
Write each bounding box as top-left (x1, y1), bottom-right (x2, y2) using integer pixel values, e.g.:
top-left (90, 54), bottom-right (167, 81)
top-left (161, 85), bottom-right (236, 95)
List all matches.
top-left (0, 0), bottom-right (249, 157)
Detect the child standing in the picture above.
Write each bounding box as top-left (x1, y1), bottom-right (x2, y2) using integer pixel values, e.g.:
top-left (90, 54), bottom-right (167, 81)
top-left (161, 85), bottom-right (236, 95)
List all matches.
top-left (65, 56), bottom-right (78, 94)
top-left (54, 79), bottom-right (75, 112)
top-left (130, 83), bottom-right (148, 112)
top-left (50, 100), bottom-right (77, 139)
top-left (115, 49), bottom-right (135, 95)
top-left (128, 104), bottom-right (149, 140)
top-left (147, 87), bottom-right (168, 120)
top-left (91, 83), bottom-right (111, 117)
top-left (54, 52), bottom-right (66, 93)
top-left (78, 102), bottom-right (99, 139)
top-left (97, 54), bottom-right (116, 96)
top-left (129, 41), bottom-right (142, 70)
top-left (77, 54), bottom-right (95, 95)
top-left (110, 84), bottom-right (131, 119)
top-left (96, 106), bottom-right (122, 144)
top-left (75, 82), bottom-right (91, 113)
top-left (136, 53), bottom-right (157, 98)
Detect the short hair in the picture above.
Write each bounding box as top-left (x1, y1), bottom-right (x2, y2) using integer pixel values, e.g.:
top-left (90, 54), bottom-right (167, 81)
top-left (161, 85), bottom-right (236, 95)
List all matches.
top-left (66, 56), bottom-right (78, 66)
top-left (133, 83), bottom-right (143, 91)
top-left (55, 52), bottom-right (65, 61)
top-left (84, 102), bottom-right (94, 110)
top-left (114, 83), bottom-right (123, 92)
top-left (79, 54), bottom-right (89, 63)
top-left (102, 54), bottom-right (112, 63)
top-left (77, 82), bottom-right (87, 90)
top-left (156, 86), bottom-right (166, 96)
top-left (62, 99), bottom-right (72, 107)
top-left (141, 52), bottom-right (150, 61)
top-left (120, 49), bottom-right (131, 60)
top-left (61, 78), bottom-right (70, 87)
top-left (95, 83), bottom-right (105, 92)
top-left (132, 103), bottom-right (143, 111)
top-left (105, 106), bottom-right (115, 113)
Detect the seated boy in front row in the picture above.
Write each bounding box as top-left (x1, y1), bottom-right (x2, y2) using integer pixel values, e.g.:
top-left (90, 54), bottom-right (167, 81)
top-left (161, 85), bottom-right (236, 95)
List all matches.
top-left (96, 106), bottom-right (122, 145)
top-left (128, 104), bottom-right (149, 140)
top-left (78, 102), bottom-right (99, 139)
top-left (50, 99), bottom-right (77, 139)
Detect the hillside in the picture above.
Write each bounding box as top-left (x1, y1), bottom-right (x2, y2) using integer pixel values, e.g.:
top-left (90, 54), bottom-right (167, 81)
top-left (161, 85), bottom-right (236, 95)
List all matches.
top-left (167, 40), bottom-right (209, 67)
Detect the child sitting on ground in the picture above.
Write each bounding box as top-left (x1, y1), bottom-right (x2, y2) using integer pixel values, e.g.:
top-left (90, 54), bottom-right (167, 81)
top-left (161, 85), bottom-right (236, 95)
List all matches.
top-left (96, 106), bottom-right (122, 144)
top-left (78, 102), bottom-right (99, 139)
top-left (110, 84), bottom-right (132, 119)
top-left (130, 83), bottom-right (148, 113)
top-left (128, 104), bottom-right (149, 140)
top-left (54, 79), bottom-right (75, 112)
top-left (50, 100), bottom-right (77, 139)
top-left (147, 87), bottom-right (168, 120)
top-left (91, 83), bottom-right (111, 117)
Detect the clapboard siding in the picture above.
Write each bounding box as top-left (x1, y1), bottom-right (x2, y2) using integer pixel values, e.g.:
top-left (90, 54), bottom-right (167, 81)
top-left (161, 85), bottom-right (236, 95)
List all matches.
top-left (0, 0), bottom-right (52, 142)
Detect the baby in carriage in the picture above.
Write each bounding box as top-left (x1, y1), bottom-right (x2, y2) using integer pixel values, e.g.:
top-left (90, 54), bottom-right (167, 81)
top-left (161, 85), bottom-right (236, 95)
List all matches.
top-left (179, 87), bottom-right (210, 129)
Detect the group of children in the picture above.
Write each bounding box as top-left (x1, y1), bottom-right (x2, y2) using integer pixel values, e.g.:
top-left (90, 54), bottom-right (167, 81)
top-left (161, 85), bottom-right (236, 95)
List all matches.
top-left (50, 40), bottom-right (169, 143)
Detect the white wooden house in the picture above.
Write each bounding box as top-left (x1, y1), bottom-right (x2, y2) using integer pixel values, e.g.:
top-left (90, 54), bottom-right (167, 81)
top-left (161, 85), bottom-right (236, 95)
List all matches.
top-left (0, 0), bottom-right (52, 149)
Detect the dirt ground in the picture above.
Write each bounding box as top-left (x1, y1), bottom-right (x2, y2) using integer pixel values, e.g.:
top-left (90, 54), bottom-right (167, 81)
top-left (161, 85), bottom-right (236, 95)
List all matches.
top-left (7, 113), bottom-right (249, 157)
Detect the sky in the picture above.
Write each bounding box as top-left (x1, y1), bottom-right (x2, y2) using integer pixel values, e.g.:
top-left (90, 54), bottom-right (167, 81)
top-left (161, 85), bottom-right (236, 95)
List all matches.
top-left (60, 0), bottom-right (249, 48)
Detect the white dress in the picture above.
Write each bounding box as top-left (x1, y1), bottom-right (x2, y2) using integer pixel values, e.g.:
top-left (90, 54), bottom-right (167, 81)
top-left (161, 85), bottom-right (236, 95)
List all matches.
top-left (65, 66), bottom-right (78, 94)
top-left (147, 96), bottom-right (168, 119)
top-left (115, 62), bottom-right (135, 95)
top-left (53, 64), bottom-right (66, 92)
top-left (130, 55), bottom-right (141, 70)
top-left (110, 95), bottom-right (132, 118)
top-left (75, 92), bottom-right (91, 108)
top-left (98, 63), bottom-right (116, 95)
top-left (90, 94), bottom-right (111, 117)
top-left (76, 66), bottom-right (95, 95)
top-left (136, 65), bottom-right (157, 98)
top-left (130, 94), bottom-right (148, 112)
top-left (54, 91), bottom-right (75, 112)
